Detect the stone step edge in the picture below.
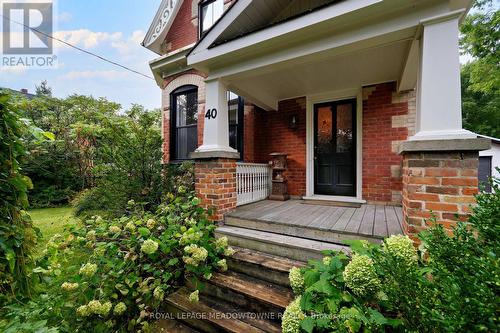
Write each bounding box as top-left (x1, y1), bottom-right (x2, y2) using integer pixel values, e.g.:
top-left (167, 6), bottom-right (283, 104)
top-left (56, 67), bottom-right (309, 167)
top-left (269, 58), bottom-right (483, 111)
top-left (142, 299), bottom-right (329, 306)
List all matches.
top-left (225, 215), bottom-right (384, 242)
top-left (216, 226), bottom-right (350, 255)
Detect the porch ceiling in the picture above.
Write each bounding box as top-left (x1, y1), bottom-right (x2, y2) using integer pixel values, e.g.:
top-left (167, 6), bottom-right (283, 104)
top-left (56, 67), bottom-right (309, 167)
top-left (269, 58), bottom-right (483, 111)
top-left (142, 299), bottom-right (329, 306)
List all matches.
top-left (224, 39), bottom-right (412, 110)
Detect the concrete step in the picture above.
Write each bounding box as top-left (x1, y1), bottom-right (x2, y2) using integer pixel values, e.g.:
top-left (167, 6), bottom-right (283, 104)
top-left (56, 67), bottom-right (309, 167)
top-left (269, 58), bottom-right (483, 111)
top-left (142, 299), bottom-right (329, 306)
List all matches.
top-left (216, 226), bottom-right (349, 261)
top-left (227, 247), bottom-right (305, 287)
top-left (225, 215), bottom-right (382, 245)
top-left (164, 288), bottom-right (267, 333)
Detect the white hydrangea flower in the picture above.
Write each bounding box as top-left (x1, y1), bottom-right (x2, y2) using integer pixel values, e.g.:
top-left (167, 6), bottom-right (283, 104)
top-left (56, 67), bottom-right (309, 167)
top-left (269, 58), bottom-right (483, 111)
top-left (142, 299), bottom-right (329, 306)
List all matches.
top-left (76, 305), bottom-right (91, 317)
top-left (153, 286), bottom-right (165, 301)
top-left (182, 244), bottom-right (208, 266)
top-left (79, 263), bottom-right (97, 277)
top-left (113, 302), bottom-right (127, 315)
top-left (141, 239), bottom-right (159, 255)
top-left (188, 290), bottom-right (199, 303)
top-left (125, 221), bottom-right (136, 232)
top-left (382, 235), bottom-right (417, 264)
top-left (109, 225), bottom-right (121, 234)
top-left (86, 230), bottom-right (96, 241)
top-left (289, 267), bottom-right (305, 295)
top-left (282, 297), bottom-right (305, 333)
top-left (215, 236), bottom-right (228, 249)
top-left (343, 254), bottom-right (381, 297)
top-left (224, 247), bottom-right (235, 256)
top-left (61, 282), bottom-right (79, 291)
top-left (216, 259), bottom-right (228, 272)
top-left (146, 219), bottom-right (156, 229)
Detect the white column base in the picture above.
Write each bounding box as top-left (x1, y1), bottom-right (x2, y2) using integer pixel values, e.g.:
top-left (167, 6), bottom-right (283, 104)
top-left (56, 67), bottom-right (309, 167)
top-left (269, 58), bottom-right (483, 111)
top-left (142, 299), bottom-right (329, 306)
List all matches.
top-left (409, 129), bottom-right (477, 141)
top-left (191, 145), bottom-right (240, 159)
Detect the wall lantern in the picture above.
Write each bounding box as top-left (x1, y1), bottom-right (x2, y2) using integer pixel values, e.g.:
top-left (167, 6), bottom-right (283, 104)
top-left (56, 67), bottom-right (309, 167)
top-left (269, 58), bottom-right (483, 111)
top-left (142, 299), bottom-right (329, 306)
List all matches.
top-left (289, 114), bottom-right (298, 129)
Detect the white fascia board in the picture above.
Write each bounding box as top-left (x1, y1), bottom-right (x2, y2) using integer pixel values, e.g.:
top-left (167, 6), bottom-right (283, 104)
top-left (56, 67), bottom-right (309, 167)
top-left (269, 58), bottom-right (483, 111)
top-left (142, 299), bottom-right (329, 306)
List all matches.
top-left (142, 0), bottom-right (182, 55)
top-left (188, 0), bottom-right (253, 58)
top-left (149, 45), bottom-right (195, 86)
top-left (204, 3), bottom-right (450, 81)
top-left (188, 0), bottom-right (382, 65)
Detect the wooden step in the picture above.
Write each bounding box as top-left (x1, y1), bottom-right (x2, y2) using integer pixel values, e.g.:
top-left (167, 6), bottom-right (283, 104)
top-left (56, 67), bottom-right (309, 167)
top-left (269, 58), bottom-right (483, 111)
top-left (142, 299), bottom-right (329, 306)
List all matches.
top-left (227, 247), bottom-right (305, 287)
top-left (203, 271), bottom-right (294, 310)
top-left (302, 199), bottom-right (362, 208)
top-left (225, 215), bottom-right (382, 245)
top-left (216, 226), bottom-right (349, 261)
top-left (201, 292), bottom-right (282, 333)
top-left (164, 288), bottom-right (266, 333)
top-left (155, 319), bottom-right (200, 333)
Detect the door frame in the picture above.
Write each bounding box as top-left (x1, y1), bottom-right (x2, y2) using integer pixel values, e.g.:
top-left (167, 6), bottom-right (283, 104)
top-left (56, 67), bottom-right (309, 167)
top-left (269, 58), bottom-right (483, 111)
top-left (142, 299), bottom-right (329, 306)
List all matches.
top-left (305, 88), bottom-right (364, 202)
top-left (313, 99), bottom-right (357, 196)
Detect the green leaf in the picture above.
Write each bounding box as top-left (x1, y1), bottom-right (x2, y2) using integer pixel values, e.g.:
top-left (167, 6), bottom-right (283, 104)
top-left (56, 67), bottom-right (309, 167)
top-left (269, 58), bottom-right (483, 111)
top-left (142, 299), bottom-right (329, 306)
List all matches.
top-left (300, 292), bottom-right (315, 311)
top-left (138, 227), bottom-right (151, 237)
top-left (168, 258), bottom-right (179, 266)
top-left (300, 316), bottom-right (315, 333)
top-left (303, 270), bottom-right (320, 287)
top-left (6, 250), bottom-right (15, 273)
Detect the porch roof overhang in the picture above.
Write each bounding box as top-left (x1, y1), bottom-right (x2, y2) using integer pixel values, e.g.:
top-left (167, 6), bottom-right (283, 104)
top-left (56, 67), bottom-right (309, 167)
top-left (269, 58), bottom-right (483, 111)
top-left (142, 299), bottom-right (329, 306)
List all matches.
top-left (185, 0), bottom-right (472, 110)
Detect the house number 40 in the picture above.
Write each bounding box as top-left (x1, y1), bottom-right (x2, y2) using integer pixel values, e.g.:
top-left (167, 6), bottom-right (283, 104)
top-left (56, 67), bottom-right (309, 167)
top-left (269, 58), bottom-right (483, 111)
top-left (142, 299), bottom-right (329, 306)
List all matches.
top-left (205, 108), bottom-right (217, 119)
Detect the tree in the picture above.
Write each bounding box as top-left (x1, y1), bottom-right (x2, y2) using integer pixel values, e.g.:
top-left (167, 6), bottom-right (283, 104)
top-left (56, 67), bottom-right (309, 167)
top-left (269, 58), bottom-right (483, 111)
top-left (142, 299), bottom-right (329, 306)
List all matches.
top-left (35, 80), bottom-right (52, 97)
top-left (460, 0), bottom-right (500, 137)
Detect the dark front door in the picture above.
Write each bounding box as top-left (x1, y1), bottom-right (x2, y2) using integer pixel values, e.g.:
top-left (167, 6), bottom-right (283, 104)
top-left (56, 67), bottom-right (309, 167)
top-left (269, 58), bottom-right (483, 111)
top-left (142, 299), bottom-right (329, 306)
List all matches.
top-left (314, 99), bottom-right (356, 196)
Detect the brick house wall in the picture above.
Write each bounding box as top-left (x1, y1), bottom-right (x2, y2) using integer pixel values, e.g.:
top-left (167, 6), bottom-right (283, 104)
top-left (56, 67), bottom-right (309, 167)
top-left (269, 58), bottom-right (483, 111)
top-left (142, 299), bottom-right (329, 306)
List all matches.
top-left (250, 98), bottom-right (307, 197)
top-left (162, 0), bottom-right (237, 54)
top-left (362, 82), bottom-right (415, 204)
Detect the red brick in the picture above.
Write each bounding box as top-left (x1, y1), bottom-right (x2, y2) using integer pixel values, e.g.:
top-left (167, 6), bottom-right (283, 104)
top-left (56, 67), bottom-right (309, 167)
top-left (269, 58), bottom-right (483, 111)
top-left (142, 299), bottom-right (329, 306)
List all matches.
top-left (408, 192), bottom-right (440, 202)
top-left (462, 187), bottom-right (479, 195)
top-left (443, 195), bottom-right (476, 204)
top-left (408, 177), bottom-right (440, 185)
top-left (442, 177), bottom-right (477, 186)
top-left (424, 168), bottom-right (458, 177)
top-left (426, 186), bottom-right (460, 195)
top-left (425, 202), bottom-right (458, 212)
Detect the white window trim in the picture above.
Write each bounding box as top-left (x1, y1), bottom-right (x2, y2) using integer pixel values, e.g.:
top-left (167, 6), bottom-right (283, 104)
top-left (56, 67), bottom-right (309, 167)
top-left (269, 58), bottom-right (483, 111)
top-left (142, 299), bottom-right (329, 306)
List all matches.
top-left (305, 88), bottom-right (364, 202)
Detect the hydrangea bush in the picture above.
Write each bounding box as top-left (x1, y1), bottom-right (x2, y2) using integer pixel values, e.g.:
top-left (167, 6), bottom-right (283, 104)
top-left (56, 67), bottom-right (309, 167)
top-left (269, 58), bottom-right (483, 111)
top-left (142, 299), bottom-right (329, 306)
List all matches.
top-left (283, 178), bottom-right (499, 332)
top-left (2, 191), bottom-right (233, 332)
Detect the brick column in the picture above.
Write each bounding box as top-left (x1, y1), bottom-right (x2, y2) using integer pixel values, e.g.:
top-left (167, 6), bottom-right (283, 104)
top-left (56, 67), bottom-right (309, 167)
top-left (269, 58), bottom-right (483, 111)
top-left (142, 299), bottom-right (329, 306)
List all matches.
top-left (194, 157), bottom-right (237, 222)
top-left (399, 138), bottom-right (490, 242)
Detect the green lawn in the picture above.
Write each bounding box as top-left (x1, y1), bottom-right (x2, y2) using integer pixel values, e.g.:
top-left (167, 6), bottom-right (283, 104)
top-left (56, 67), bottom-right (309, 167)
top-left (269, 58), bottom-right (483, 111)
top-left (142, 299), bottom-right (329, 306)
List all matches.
top-left (30, 206), bottom-right (79, 255)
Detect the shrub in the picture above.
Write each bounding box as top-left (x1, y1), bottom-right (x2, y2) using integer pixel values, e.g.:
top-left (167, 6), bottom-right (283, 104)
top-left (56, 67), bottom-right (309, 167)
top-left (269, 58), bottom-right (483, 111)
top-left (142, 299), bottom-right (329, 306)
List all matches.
top-left (285, 177), bottom-right (500, 333)
top-left (0, 91), bottom-right (52, 300)
top-left (1, 189), bottom-right (233, 332)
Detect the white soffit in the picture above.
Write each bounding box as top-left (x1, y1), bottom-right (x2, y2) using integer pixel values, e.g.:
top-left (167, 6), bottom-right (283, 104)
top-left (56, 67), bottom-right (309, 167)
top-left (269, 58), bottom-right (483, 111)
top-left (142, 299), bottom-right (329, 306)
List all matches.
top-left (142, 0), bottom-right (182, 55)
top-left (187, 0), bottom-right (383, 65)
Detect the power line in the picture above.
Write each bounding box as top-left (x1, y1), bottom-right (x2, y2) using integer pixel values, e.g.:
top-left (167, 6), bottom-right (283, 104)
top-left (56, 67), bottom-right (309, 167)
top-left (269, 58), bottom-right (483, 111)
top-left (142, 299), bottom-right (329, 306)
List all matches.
top-left (1, 14), bottom-right (155, 80)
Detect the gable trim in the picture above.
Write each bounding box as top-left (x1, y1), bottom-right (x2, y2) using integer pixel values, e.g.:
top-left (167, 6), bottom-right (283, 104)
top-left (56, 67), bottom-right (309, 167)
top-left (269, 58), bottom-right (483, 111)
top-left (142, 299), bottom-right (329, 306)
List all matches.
top-left (142, 0), bottom-right (183, 55)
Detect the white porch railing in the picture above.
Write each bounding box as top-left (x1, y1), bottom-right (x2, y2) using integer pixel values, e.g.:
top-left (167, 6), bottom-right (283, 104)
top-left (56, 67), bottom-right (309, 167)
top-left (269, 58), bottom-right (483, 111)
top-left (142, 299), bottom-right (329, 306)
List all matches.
top-left (236, 162), bottom-right (271, 206)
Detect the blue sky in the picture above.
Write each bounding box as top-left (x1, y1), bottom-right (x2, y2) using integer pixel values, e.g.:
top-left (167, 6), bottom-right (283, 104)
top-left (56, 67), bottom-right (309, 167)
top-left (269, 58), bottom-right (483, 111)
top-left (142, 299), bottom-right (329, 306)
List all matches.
top-left (1, 0), bottom-right (162, 110)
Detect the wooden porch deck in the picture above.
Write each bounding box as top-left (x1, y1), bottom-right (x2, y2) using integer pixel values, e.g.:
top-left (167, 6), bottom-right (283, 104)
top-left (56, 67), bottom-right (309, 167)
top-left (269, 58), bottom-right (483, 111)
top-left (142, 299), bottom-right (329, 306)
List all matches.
top-left (226, 200), bottom-right (404, 241)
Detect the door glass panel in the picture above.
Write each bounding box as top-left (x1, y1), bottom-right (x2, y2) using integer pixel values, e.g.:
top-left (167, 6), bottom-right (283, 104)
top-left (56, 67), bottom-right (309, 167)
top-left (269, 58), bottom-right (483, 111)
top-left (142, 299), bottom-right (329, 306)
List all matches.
top-left (317, 106), bottom-right (333, 154)
top-left (336, 103), bottom-right (353, 153)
